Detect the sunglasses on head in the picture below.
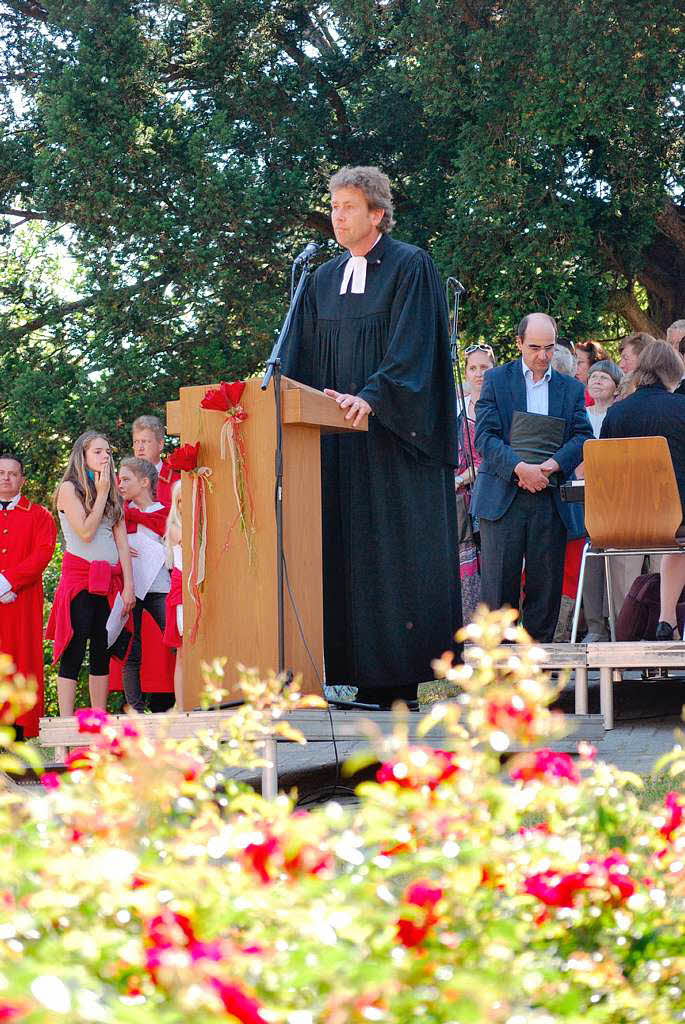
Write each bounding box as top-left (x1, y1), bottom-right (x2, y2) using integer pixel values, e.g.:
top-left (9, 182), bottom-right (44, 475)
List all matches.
top-left (464, 343), bottom-right (495, 357)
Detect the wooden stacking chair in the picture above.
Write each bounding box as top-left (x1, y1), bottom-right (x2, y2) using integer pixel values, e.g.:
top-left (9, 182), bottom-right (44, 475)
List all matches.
top-left (571, 436), bottom-right (685, 643)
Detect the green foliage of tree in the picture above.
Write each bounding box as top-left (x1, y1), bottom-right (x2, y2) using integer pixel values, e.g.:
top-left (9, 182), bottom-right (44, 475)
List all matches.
top-left (0, 1), bottom-right (684, 499)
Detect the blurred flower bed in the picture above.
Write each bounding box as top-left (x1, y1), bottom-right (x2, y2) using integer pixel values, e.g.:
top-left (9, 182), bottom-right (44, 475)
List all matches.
top-left (0, 608), bottom-right (683, 1023)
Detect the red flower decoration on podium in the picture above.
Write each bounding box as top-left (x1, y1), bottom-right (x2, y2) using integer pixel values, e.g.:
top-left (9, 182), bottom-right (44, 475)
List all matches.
top-left (201, 380), bottom-right (255, 563)
top-left (165, 442), bottom-right (211, 644)
top-left (166, 443), bottom-right (200, 473)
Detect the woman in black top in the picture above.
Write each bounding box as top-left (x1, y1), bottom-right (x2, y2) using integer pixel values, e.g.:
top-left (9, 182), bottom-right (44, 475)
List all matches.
top-left (600, 341), bottom-right (685, 639)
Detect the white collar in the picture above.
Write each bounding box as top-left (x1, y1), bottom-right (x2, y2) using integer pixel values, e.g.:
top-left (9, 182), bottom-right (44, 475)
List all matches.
top-left (0, 493), bottom-right (21, 510)
top-left (132, 500), bottom-right (164, 514)
top-left (521, 357), bottom-right (552, 385)
top-left (339, 234), bottom-right (382, 295)
top-left (155, 460), bottom-right (163, 473)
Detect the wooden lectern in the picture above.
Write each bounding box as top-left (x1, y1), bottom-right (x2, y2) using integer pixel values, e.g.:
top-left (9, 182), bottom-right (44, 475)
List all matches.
top-left (166, 377), bottom-right (367, 709)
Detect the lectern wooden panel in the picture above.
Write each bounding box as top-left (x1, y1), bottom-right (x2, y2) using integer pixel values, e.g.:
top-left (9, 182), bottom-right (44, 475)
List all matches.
top-left (167, 377), bottom-right (366, 709)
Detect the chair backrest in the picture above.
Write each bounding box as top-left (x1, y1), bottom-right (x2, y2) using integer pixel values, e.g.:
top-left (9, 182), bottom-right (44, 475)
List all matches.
top-left (584, 436), bottom-right (682, 548)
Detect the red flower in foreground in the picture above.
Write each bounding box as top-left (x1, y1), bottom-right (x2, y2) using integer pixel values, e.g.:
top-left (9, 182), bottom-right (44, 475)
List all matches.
top-left (396, 880), bottom-right (443, 948)
top-left (75, 707), bottom-right (109, 734)
top-left (210, 979), bottom-right (267, 1024)
top-left (166, 443), bottom-right (200, 473)
top-left (377, 747), bottom-right (459, 791)
top-left (660, 791), bottom-right (684, 842)
top-left (590, 852), bottom-right (636, 902)
top-left (524, 869), bottom-right (592, 908)
top-left (525, 853), bottom-right (636, 909)
top-left (510, 748), bottom-right (580, 784)
top-left (242, 828), bottom-right (332, 884)
top-left (243, 834), bottom-right (281, 884)
top-left (146, 911), bottom-right (196, 951)
top-left (486, 698), bottom-right (534, 736)
top-left (65, 747), bottom-right (95, 771)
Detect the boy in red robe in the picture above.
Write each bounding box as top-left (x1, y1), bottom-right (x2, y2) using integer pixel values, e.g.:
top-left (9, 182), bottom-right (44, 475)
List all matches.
top-left (0, 454), bottom-right (57, 737)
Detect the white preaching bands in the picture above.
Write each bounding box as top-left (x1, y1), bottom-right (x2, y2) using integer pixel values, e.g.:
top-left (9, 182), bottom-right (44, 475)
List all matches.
top-left (339, 234), bottom-right (381, 296)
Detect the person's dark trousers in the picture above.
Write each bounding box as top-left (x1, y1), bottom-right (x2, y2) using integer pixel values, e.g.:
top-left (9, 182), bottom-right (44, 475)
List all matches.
top-left (479, 489), bottom-right (566, 641)
top-left (122, 592), bottom-right (167, 712)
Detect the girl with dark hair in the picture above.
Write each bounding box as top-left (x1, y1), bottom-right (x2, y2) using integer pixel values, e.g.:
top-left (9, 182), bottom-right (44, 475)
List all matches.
top-left (47, 431), bottom-right (135, 716)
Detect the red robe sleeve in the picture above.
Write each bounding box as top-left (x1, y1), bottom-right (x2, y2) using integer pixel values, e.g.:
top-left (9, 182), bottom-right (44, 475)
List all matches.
top-left (3, 505), bottom-right (57, 592)
top-left (124, 502), bottom-right (168, 537)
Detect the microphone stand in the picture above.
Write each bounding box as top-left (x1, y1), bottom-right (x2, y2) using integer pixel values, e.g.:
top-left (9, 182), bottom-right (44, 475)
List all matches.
top-left (261, 252), bottom-right (317, 680)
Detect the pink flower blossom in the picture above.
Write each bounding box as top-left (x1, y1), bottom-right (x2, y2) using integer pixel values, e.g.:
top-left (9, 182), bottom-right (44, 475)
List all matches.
top-left (75, 707), bottom-right (109, 734)
top-left (660, 792), bottom-right (684, 842)
top-left (0, 1004), bottom-right (27, 1022)
top-left (510, 748), bottom-right (580, 784)
top-left (40, 772), bottom-right (60, 790)
top-left (405, 881), bottom-right (443, 910)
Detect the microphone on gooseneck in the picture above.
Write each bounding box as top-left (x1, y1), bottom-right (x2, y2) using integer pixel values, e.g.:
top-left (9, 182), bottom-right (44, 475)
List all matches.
top-left (293, 241), bottom-right (320, 264)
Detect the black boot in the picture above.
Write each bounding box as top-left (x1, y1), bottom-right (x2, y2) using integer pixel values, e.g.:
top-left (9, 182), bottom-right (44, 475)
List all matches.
top-left (655, 621), bottom-right (677, 641)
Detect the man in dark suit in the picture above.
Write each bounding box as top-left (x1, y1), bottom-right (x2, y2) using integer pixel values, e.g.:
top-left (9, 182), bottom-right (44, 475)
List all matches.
top-left (471, 313), bottom-right (593, 640)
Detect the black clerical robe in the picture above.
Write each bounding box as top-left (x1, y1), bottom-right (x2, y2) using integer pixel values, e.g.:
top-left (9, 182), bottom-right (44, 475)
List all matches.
top-left (283, 232), bottom-right (461, 693)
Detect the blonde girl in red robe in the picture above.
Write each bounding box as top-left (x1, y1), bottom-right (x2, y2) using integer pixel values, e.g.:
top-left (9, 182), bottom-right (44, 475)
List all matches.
top-left (162, 482), bottom-right (183, 708)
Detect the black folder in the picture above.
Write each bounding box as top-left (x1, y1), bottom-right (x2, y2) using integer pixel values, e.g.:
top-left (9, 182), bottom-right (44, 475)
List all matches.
top-left (510, 410), bottom-right (565, 470)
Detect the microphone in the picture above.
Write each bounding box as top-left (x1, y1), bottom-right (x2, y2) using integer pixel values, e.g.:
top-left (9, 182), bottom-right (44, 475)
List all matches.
top-left (446, 276), bottom-right (467, 296)
top-left (293, 241), bottom-right (320, 264)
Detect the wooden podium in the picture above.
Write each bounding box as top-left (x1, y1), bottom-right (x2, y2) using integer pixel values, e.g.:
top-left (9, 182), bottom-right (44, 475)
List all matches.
top-left (166, 377), bottom-right (367, 709)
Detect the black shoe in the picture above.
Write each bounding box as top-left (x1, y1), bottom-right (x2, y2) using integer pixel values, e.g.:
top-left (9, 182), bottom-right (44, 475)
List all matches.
top-left (655, 621), bottom-right (677, 641)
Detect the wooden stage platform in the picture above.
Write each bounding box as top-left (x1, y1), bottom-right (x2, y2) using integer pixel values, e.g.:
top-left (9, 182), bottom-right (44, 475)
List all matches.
top-left (36, 640), bottom-right (685, 798)
top-left (39, 704), bottom-right (605, 799)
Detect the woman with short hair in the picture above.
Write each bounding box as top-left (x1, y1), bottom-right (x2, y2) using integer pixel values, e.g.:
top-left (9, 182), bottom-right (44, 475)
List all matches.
top-left (601, 341), bottom-right (685, 639)
top-left (47, 431), bottom-right (135, 716)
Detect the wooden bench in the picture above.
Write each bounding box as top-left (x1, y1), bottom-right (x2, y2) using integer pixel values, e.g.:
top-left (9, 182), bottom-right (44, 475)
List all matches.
top-left (587, 641), bottom-right (685, 730)
top-left (39, 704), bottom-right (603, 797)
top-left (463, 643), bottom-right (590, 715)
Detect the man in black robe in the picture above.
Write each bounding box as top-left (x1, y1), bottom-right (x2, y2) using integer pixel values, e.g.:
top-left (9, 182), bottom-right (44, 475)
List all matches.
top-left (284, 165), bottom-right (460, 704)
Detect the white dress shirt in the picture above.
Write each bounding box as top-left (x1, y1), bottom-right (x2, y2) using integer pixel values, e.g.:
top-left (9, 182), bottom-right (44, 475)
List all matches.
top-left (339, 234), bottom-right (382, 295)
top-left (0, 493), bottom-right (21, 602)
top-left (130, 500), bottom-right (171, 594)
top-left (522, 358), bottom-right (551, 416)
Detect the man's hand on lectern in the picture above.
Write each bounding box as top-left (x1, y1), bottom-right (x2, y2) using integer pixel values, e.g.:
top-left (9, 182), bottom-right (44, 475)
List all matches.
top-left (324, 389), bottom-right (372, 428)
